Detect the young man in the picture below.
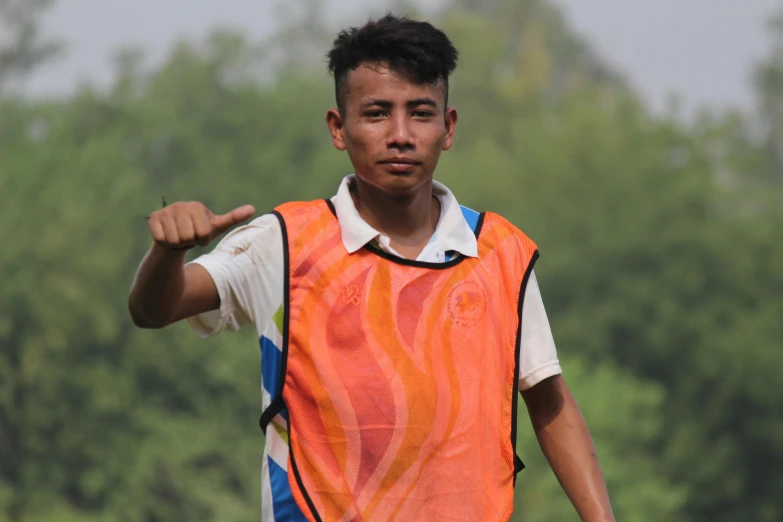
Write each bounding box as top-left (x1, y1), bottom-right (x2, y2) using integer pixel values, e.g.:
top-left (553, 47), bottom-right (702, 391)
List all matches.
top-left (129, 15), bottom-right (614, 522)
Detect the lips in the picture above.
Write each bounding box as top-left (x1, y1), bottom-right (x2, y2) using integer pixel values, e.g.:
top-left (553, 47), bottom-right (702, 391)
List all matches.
top-left (380, 159), bottom-right (419, 173)
top-left (379, 158), bottom-right (419, 165)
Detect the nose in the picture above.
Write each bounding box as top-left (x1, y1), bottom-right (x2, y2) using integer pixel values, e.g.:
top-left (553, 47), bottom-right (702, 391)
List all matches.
top-left (386, 112), bottom-right (414, 150)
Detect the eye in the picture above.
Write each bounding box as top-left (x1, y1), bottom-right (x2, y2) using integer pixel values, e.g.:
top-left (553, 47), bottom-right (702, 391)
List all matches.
top-left (364, 110), bottom-right (386, 118)
top-left (413, 110), bottom-right (435, 118)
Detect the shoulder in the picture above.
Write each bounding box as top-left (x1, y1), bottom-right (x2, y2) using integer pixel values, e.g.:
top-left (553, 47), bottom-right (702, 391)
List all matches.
top-left (480, 211), bottom-right (537, 249)
top-left (273, 199), bottom-right (334, 218)
top-left (209, 213), bottom-right (284, 257)
top-left (189, 213), bottom-right (285, 297)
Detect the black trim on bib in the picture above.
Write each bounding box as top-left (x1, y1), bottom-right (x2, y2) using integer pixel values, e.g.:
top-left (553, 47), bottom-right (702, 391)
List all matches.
top-left (472, 212), bottom-right (486, 239)
top-left (363, 212), bottom-right (486, 269)
top-left (258, 211), bottom-right (292, 435)
top-left (325, 197), bottom-right (486, 269)
top-left (325, 198), bottom-right (337, 216)
top-left (514, 454), bottom-right (526, 474)
top-left (259, 396), bottom-right (284, 434)
top-left (261, 207), bottom-right (323, 521)
top-left (511, 249), bottom-right (540, 486)
top-left (289, 420), bottom-right (323, 522)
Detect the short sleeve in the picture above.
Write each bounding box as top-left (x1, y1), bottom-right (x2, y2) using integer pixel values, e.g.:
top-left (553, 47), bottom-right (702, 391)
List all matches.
top-left (185, 214), bottom-right (284, 339)
top-left (518, 270), bottom-right (562, 390)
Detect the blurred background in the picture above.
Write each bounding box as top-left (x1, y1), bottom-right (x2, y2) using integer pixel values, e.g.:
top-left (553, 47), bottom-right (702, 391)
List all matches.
top-left (1, 0), bottom-right (782, 520)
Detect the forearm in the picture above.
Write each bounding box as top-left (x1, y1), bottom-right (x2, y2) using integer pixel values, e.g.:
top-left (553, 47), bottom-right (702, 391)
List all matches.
top-left (128, 244), bottom-right (188, 328)
top-left (525, 377), bottom-right (614, 521)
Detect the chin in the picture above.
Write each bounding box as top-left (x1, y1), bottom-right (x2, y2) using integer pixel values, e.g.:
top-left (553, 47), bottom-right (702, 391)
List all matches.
top-left (357, 169), bottom-right (428, 194)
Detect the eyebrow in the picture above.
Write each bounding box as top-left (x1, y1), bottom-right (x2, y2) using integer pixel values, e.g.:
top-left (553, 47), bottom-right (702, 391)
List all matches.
top-left (360, 98), bottom-right (440, 109)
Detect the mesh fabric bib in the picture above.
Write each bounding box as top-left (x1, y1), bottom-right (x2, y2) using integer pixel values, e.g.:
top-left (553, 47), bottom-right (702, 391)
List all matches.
top-left (261, 199), bottom-right (539, 522)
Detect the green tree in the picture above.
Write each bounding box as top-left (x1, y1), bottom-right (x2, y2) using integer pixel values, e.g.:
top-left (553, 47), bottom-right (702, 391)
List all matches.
top-left (0, 0), bottom-right (61, 98)
top-left (0, 0), bottom-right (62, 519)
top-left (755, 8), bottom-right (783, 185)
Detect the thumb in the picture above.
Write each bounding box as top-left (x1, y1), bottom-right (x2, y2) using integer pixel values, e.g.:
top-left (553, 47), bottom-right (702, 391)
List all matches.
top-left (210, 205), bottom-right (256, 236)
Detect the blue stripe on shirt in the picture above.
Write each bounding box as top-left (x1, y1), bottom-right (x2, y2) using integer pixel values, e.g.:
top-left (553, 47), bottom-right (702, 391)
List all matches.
top-left (269, 457), bottom-right (308, 521)
top-left (260, 336), bottom-right (282, 398)
top-left (443, 206), bottom-right (481, 262)
top-left (460, 205), bottom-right (481, 233)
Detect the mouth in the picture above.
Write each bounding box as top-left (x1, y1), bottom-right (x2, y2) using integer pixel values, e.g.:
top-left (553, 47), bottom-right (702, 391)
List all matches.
top-left (379, 158), bottom-right (420, 173)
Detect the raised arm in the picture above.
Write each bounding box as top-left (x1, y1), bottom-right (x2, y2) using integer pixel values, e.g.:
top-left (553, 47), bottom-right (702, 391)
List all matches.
top-left (128, 201), bottom-right (255, 329)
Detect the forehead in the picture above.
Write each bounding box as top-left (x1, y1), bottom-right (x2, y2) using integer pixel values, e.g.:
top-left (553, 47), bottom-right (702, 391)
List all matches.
top-left (342, 63), bottom-right (445, 106)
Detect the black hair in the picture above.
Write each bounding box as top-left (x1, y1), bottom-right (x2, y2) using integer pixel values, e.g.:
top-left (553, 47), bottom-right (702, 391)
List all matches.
top-left (327, 14), bottom-right (459, 112)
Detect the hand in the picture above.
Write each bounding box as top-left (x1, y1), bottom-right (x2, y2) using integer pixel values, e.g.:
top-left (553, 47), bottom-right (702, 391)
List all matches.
top-left (148, 201), bottom-right (256, 251)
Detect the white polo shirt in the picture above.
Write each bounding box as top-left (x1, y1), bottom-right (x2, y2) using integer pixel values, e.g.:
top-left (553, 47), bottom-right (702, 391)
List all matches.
top-left (188, 174), bottom-right (562, 388)
top-left (187, 175), bottom-right (562, 521)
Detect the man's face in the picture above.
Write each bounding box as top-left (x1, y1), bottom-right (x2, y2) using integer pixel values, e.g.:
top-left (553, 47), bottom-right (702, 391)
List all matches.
top-left (326, 62), bottom-right (458, 196)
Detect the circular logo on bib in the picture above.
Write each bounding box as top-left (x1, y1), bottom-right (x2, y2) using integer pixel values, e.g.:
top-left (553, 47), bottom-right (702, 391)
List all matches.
top-left (447, 280), bottom-right (486, 326)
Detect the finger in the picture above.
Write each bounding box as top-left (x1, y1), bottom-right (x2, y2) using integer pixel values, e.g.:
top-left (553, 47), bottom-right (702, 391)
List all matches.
top-left (192, 207), bottom-right (212, 246)
top-left (149, 214), bottom-right (166, 243)
top-left (210, 205), bottom-right (256, 236)
top-left (175, 210), bottom-right (196, 245)
top-left (162, 214), bottom-right (181, 246)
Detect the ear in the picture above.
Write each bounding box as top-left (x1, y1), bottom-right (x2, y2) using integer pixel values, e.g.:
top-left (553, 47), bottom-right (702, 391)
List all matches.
top-left (442, 107), bottom-right (458, 151)
top-left (326, 108), bottom-right (347, 151)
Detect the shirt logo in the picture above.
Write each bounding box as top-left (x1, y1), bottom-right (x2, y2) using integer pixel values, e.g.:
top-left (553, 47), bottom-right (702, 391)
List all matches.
top-left (341, 285), bottom-right (361, 306)
top-left (447, 280), bottom-right (486, 326)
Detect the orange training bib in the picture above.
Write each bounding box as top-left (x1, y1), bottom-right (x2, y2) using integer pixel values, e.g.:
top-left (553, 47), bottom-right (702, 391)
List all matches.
top-left (261, 199), bottom-right (538, 522)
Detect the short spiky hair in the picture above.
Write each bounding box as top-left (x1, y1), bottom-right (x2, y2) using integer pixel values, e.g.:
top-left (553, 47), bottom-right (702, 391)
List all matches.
top-left (327, 14), bottom-right (459, 112)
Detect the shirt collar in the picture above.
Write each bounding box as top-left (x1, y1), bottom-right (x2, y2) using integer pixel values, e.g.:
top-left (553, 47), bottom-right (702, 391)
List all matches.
top-left (330, 175), bottom-right (478, 258)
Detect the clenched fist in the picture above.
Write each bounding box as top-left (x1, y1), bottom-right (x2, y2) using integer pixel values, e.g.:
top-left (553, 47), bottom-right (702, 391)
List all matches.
top-left (148, 201), bottom-right (256, 250)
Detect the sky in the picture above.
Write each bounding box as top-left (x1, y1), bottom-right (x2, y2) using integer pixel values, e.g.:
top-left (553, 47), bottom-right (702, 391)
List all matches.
top-left (23, 0), bottom-right (783, 114)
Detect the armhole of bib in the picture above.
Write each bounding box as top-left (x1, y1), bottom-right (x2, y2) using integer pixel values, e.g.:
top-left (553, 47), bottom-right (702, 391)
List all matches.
top-left (511, 249), bottom-right (540, 485)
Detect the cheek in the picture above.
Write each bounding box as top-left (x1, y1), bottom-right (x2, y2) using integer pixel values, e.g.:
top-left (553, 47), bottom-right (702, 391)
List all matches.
top-left (346, 126), bottom-right (380, 155)
top-left (424, 127), bottom-right (448, 153)
top-left (343, 129), bottom-right (375, 170)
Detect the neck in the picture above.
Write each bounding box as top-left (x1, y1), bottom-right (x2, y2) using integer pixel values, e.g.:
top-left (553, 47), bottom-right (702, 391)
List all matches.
top-left (350, 177), bottom-right (440, 254)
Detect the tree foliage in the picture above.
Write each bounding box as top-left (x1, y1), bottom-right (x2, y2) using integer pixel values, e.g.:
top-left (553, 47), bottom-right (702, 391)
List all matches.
top-left (0, 0), bottom-right (62, 98)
